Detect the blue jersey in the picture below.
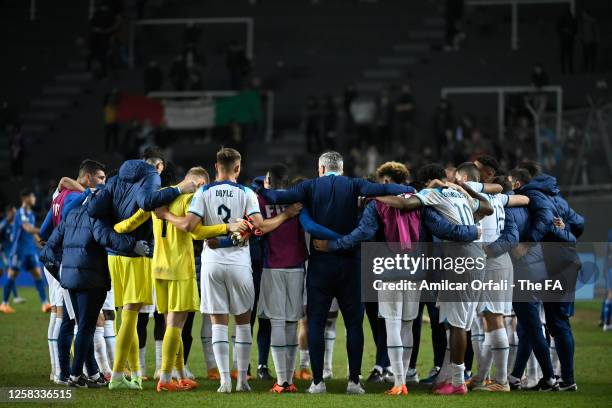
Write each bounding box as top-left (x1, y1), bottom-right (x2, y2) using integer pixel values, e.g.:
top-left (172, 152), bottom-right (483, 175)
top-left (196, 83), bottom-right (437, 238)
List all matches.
top-left (10, 207), bottom-right (38, 257)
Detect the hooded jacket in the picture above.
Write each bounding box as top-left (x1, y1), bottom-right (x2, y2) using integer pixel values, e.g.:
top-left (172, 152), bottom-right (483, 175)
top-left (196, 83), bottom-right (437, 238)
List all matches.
top-left (87, 160), bottom-right (179, 256)
top-left (517, 174), bottom-right (584, 243)
top-left (40, 204), bottom-right (136, 290)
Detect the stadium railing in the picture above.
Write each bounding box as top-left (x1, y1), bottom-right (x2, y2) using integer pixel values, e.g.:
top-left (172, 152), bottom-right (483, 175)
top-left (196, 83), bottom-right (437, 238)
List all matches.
top-left (466, 0), bottom-right (575, 50)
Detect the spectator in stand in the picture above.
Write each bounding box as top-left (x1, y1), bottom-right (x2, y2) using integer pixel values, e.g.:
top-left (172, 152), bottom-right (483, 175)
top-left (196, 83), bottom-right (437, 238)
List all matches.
top-left (578, 9), bottom-right (600, 73)
top-left (226, 40), bottom-right (250, 90)
top-left (144, 60), bottom-right (163, 94)
top-left (321, 95), bottom-right (337, 150)
top-left (9, 125), bottom-right (25, 182)
top-left (529, 63), bottom-right (550, 117)
top-left (394, 84), bottom-right (416, 147)
top-left (444, 0), bottom-right (465, 51)
top-left (343, 85), bottom-right (357, 130)
top-left (183, 23), bottom-right (201, 49)
top-left (350, 95), bottom-right (376, 147)
top-left (557, 6), bottom-right (577, 74)
top-left (375, 90), bottom-right (393, 153)
top-left (87, 3), bottom-right (121, 78)
top-left (170, 55), bottom-right (188, 91)
top-left (433, 98), bottom-right (454, 153)
top-left (304, 96), bottom-right (322, 154)
top-left (103, 90), bottom-right (119, 152)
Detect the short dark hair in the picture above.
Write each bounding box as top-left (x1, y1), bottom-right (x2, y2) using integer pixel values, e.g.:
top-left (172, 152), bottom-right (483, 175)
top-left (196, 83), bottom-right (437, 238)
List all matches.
top-left (20, 189), bottom-right (34, 199)
top-left (510, 168), bottom-right (532, 185)
top-left (267, 163), bottom-right (289, 189)
top-left (416, 163), bottom-right (446, 184)
top-left (492, 175), bottom-right (512, 193)
top-left (475, 155), bottom-right (500, 174)
top-left (456, 162), bottom-right (480, 182)
top-left (160, 162), bottom-right (178, 187)
top-left (290, 175), bottom-right (307, 187)
top-left (143, 146), bottom-right (165, 164)
top-left (216, 147), bottom-right (241, 170)
top-left (78, 159), bottom-right (106, 177)
top-left (520, 160), bottom-right (542, 177)
top-left (376, 161), bottom-right (409, 184)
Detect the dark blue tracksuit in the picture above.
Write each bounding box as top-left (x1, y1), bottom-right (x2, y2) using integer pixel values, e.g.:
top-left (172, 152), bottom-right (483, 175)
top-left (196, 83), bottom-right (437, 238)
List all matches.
top-left (488, 204), bottom-right (555, 381)
top-left (518, 175), bottom-right (585, 384)
top-left (259, 174), bottom-right (412, 383)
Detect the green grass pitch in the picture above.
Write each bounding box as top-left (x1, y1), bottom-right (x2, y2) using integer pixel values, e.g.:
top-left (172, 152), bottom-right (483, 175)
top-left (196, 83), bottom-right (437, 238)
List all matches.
top-left (1, 288), bottom-right (611, 407)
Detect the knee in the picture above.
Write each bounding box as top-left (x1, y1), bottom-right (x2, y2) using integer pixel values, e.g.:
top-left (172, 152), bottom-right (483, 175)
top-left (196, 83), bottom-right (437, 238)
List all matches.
top-left (103, 310), bottom-right (115, 320)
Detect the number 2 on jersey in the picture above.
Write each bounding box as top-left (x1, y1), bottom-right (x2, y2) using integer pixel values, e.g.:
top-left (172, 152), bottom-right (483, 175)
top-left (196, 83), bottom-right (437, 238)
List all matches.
top-left (218, 204), bottom-right (231, 223)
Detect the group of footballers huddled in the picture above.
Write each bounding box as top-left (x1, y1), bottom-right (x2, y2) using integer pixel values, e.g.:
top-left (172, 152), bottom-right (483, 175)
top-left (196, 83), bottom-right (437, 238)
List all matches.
top-left (0, 145), bottom-right (584, 396)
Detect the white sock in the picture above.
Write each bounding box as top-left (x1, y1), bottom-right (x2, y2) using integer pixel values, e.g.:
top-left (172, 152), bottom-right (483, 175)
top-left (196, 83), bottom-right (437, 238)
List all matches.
top-left (155, 340), bottom-right (162, 371)
top-left (52, 317), bottom-right (62, 377)
top-left (212, 324), bottom-right (230, 385)
top-left (139, 347), bottom-right (146, 376)
top-left (94, 326), bottom-right (111, 374)
top-left (324, 317), bottom-right (337, 373)
top-left (505, 318), bottom-right (518, 372)
top-left (471, 318), bottom-right (484, 371)
top-left (490, 327), bottom-right (509, 384)
top-left (103, 320), bottom-right (115, 367)
top-left (476, 332), bottom-right (493, 381)
top-left (436, 330), bottom-right (451, 384)
top-left (201, 316), bottom-right (216, 370)
top-left (451, 363), bottom-right (465, 387)
top-left (550, 338), bottom-right (561, 377)
top-left (299, 349), bottom-right (310, 368)
top-left (385, 319), bottom-right (404, 387)
top-left (231, 334), bottom-right (237, 370)
top-left (48, 312), bottom-right (57, 377)
top-left (400, 320), bottom-right (414, 377)
top-left (270, 319), bottom-right (287, 385)
top-left (285, 322), bottom-right (298, 383)
top-left (235, 324), bottom-right (252, 386)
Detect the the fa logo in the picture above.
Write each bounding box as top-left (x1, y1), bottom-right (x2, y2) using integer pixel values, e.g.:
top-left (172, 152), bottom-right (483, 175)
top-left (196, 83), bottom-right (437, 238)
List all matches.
top-left (545, 280), bottom-right (563, 291)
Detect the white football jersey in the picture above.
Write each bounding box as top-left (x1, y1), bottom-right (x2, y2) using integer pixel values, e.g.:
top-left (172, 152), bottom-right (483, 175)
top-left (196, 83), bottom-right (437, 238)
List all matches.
top-left (415, 187), bottom-right (479, 226)
top-left (465, 181), bottom-right (509, 243)
top-left (189, 180), bottom-right (260, 266)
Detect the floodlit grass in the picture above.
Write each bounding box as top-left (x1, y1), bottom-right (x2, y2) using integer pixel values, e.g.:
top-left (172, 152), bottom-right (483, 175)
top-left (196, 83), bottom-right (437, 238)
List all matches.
top-left (1, 288), bottom-right (611, 407)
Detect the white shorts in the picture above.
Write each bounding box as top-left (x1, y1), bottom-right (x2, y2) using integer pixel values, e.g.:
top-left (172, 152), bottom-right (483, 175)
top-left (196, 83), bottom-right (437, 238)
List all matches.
top-left (102, 289), bottom-right (115, 311)
top-left (44, 267), bottom-right (63, 307)
top-left (378, 283), bottom-right (421, 321)
top-left (62, 288), bottom-right (75, 320)
top-left (200, 262), bottom-right (254, 315)
top-left (477, 258), bottom-right (513, 315)
top-left (258, 268), bottom-right (304, 321)
top-left (439, 300), bottom-right (479, 330)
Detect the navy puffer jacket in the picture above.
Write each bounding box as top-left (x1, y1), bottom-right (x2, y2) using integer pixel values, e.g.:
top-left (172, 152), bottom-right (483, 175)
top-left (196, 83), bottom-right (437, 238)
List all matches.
top-left (517, 174), bottom-right (584, 243)
top-left (40, 204), bottom-right (136, 290)
top-left (87, 160), bottom-right (179, 256)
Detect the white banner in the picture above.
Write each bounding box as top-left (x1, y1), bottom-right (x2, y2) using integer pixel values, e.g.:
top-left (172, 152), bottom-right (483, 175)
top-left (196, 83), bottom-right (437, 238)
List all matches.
top-left (163, 99), bottom-right (215, 129)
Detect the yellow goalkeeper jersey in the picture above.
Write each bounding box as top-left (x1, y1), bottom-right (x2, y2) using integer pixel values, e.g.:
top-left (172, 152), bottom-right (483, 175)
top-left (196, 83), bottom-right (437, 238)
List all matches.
top-left (114, 191), bottom-right (227, 280)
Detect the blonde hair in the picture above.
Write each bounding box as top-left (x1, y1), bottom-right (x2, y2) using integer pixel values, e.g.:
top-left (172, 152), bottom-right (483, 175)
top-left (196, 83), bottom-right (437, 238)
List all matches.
top-left (186, 166), bottom-right (210, 183)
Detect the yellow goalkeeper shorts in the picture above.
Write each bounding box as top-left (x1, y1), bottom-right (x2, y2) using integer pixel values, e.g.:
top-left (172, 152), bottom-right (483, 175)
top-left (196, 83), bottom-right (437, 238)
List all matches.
top-left (155, 277), bottom-right (199, 314)
top-left (108, 255), bottom-right (153, 307)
